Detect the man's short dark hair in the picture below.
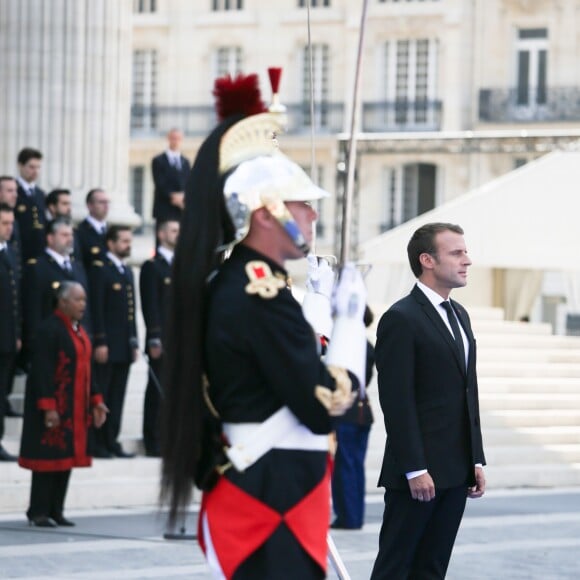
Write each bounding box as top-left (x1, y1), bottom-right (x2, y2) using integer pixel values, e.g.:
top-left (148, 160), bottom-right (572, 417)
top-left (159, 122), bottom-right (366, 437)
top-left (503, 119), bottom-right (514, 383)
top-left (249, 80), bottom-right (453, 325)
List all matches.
top-left (407, 222), bottom-right (464, 278)
top-left (106, 225), bottom-right (131, 244)
top-left (86, 188), bottom-right (105, 205)
top-left (17, 148), bottom-right (43, 166)
top-left (0, 176), bottom-right (17, 188)
top-left (0, 202), bottom-right (14, 215)
top-left (46, 217), bottom-right (73, 236)
top-left (46, 189), bottom-right (71, 207)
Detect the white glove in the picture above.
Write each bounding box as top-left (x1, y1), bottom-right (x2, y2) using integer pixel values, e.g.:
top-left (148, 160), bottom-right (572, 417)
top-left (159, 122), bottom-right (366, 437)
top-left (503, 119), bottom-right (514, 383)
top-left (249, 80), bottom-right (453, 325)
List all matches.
top-left (325, 263), bottom-right (367, 389)
top-left (302, 255), bottom-right (335, 338)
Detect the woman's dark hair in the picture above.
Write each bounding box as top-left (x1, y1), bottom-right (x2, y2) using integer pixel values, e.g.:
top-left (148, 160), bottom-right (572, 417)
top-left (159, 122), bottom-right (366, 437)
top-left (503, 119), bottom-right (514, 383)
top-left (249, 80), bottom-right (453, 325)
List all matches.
top-left (160, 116), bottom-right (240, 527)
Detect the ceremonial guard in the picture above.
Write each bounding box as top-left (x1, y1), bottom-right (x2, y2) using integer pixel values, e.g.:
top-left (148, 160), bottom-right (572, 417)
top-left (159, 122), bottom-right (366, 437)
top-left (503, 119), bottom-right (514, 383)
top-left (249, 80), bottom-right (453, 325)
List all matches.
top-left (89, 226), bottom-right (138, 458)
top-left (0, 204), bottom-right (21, 461)
top-left (22, 219), bottom-right (92, 363)
top-left (15, 148), bottom-right (47, 261)
top-left (161, 71), bottom-right (367, 579)
top-left (75, 188), bottom-right (109, 271)
top-left (19, 282), bottom-right (108, 527)
top-left (139, 219), bottom-right (179, 457)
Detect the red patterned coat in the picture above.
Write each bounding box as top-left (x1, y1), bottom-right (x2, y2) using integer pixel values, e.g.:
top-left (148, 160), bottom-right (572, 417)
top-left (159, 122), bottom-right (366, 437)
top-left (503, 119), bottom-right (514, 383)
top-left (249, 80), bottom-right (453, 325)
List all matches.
top-left (19, 311), bottom-right (103, 472)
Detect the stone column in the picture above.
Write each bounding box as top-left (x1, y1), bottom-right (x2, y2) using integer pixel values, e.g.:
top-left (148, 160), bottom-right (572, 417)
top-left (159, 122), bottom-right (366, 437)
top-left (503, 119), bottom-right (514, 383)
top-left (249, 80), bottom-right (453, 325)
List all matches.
top-left (0, 0), bottom-right (140, 225)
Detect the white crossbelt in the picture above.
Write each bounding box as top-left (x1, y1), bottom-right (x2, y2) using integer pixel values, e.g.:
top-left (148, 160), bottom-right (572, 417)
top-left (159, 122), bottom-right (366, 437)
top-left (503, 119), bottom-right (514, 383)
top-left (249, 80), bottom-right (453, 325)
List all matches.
top-left (223, 406), bottom-right (329, 472)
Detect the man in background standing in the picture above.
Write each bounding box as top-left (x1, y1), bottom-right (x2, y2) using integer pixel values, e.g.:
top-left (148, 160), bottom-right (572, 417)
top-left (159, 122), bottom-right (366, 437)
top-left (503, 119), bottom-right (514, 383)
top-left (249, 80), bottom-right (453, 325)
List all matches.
top-left (89, 226), bottom-right (138, 459)
top-left (371, 222), bottom-right (486, 580)
top-left (151, 128), bottom-right (190, 229)
top-left (0, 204), bottom-right (21, 461)
top-left (76, 188), bottom-right (109, 271)
top-left (15, 148), bottom-right (47, 261)
top-left (139, 219), bottom-right (179, 457)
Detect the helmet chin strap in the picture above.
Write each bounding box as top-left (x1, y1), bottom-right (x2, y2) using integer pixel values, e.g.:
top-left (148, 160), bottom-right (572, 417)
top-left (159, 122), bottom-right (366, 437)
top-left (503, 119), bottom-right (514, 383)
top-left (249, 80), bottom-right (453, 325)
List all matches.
top-left (264, 199), bottom-right (310, 255)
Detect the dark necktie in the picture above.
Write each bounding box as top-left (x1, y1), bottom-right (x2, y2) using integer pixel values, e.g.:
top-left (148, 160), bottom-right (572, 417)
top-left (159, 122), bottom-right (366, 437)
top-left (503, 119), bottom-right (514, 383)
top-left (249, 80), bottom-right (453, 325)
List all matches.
top-left (441, 301), bottom-right (466, 370)
top-left (63, 259), bottom-right (72, 273)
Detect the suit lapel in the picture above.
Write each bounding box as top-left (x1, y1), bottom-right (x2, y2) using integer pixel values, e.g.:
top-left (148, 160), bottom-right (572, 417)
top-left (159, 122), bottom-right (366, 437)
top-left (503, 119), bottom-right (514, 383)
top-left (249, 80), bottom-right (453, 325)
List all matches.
top-left (411, 285), bottom-right (466, 376)
top-left (452, 299), bottom-right (475, 375)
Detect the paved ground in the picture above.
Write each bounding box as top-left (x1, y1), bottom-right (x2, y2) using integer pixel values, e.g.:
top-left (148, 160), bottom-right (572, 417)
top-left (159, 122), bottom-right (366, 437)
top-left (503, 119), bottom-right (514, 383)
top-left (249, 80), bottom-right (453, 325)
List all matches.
top-left (1, 488), bottom-right (579, 579)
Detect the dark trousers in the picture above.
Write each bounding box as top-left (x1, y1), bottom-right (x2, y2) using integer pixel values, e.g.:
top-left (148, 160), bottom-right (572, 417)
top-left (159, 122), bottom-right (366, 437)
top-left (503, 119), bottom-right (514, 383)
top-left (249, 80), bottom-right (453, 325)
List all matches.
top-left (94, 361), bottom-right (130, 452)
top-left (331, 422), bottom-right (370, 528)
top-left (143, 355), bottom-right (163, 455)
top-left (370, 486), bottom-right (467, 580)
top-left (27, 470), bottom-right (72, 520)
top-left (0, 353), bottom-right (15, 441)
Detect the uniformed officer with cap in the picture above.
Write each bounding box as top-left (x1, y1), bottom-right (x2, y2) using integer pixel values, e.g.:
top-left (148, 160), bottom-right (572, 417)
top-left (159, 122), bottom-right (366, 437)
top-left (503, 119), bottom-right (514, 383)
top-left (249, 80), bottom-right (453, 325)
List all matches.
top-left (161, 71), bottom-right (367, 579)
top-left (88, 225), bottom-right (138, 459)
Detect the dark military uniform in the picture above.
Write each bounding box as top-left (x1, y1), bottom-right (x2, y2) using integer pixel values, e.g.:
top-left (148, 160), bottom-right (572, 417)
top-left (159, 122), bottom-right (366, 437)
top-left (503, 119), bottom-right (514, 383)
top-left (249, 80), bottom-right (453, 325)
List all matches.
top-left (201, 244), bottom-right (352, 580)
top-left (139, 252), bottom-right (172, 456)
top-left (22, 252), bottom-right (92, 358)
top-left (0, 244), bottom-right (21, 445)
top-left (89, 256), bottom-right (138, 456)
top-left (75, 218), bottom-right (107, 272)
top-left (151, 152), bottom-right (191, 223)
top-left (15, 184), bottom-right (47, 261)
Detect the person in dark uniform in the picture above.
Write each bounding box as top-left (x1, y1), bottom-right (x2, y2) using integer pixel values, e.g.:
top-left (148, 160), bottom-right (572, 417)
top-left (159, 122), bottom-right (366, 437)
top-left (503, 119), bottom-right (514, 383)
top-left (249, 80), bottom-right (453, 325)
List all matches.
top-left (370, 223), bottom-right (486, 580)
top-left (75, 188), bottom-right (109, 271)
top-left (139, 219), bottom-right (179, 457)
top-left (161, 72), bottom-right (367, 579)
top-left (18, 281), bottom-right (108, 527)
top-left (151, 128), bottom-right (191, 227)
top-left (22, 218), bottom-right (92, 365)
top-left (89, 225), bottom-right (138, 459)
top-left (15, 147), bottom-right (47, 261)
top-left (0, 177), bottom-right (24, 416)
top-left (0, 204), bottom-right (21, 461)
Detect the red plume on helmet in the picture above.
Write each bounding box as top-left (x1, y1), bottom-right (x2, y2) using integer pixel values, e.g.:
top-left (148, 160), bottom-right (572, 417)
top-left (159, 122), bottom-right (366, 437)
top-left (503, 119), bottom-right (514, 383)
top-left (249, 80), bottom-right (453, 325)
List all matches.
top-left (212, 73), bottom-right (267, 122)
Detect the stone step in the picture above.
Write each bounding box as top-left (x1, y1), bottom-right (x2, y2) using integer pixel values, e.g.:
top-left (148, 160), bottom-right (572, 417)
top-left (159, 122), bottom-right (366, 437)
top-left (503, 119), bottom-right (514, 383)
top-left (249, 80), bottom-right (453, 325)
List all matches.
top-left (465, 307), bottom-right (505, 321)
top-left (478, 362), bottom-right (580, 378)
top-left (478, 349), bottom-right (580, 364)
top-left (482, 426), bottom-right (580, 445)
top-left (484, 444), bottom-right (580, 465)
top-left (476, 334), bottom-right (580, 349)
top-left (479, 393), bottom-right (580, 411)
top-left (479, 377), bottom-right (580, 394)
top-left (483, 409), bottom-right (580, 428)
top-left (471, 320), bottom-right (552, 335)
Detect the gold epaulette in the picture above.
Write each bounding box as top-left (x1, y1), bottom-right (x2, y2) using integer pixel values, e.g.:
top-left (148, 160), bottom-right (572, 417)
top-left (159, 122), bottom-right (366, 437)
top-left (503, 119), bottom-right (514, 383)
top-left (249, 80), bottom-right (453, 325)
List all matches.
top-left (92, 260), bottom-right (104, 267)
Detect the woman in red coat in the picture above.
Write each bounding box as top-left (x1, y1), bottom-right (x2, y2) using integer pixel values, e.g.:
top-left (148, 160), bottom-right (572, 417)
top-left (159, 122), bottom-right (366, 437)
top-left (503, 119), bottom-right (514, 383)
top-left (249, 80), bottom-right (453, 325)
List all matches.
top-left (19, 281), bottom-right (108, 527)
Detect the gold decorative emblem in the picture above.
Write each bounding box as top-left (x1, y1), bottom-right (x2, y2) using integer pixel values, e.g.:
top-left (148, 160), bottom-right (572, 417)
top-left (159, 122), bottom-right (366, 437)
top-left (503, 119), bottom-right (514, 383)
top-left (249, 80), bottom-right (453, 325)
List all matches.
top-left (113, 283), bottom-right (122, 291)
top-left (91, 246), bottom-right (100, 254)
top-left (17, 205), bottom-right (26, 213)
top-left (51, 281), bottom-right (60, 290)
top-left (244, 261), bottom-right (286, 299)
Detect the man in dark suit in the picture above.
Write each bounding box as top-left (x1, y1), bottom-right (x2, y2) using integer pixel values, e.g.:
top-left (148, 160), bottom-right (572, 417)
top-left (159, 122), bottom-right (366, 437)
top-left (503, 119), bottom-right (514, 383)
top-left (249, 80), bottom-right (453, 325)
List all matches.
top-left (89, 225), bottom-right (138, 458)
top-left (15, 148), bottom-right (47, 261)
top-left (139, 219), bottom-right (179, 456)
top-left (22, 218), bottom-right (92, 360)
top-left (75, 188), bottom-right (109, 272)
top-left (151, 128), bottom-right (191, 227)
top-left (0, 204), bottom-right (21, 461)
top-left (371, 222), bottom-right (486, 580)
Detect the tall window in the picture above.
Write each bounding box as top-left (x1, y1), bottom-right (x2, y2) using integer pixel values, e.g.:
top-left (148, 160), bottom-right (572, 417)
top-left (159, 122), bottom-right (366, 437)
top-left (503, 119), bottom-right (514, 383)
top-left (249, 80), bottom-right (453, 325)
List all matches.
top-left (215, 47), bottom-right (243, 78)
top-left (515, 28), bottom-right (548, 107)
top-left (129, 166), bottom-right (145, 232)
top-left (298, 0), bottom-right (330, 6)
top-left (381, 163), bottom-right (436, 232)
top-left (382, 38), bottom-right (438, 127)
top-left (133, 0), bottom-right (156, 12)
top-left (212, 0), bottom-right (244, 10)
top-left (302, 44), bottom-right (330, 127)
top-left (132, 50), bottom-right (158, 130)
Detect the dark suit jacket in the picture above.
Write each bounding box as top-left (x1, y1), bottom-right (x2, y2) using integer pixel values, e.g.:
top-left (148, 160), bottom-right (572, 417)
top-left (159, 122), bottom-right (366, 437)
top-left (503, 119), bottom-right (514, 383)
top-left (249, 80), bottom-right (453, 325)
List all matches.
top-left (75, 218), bottom-right (107, 271)
top-left (22, 251), bottom-right (92, 349)
top-left (139, 253), bottom-right (172, 348)
top-left (88, 258), bottom-right (138, 363)
top-left (15, 184), bottom-right (47, 261)
top-left (0, 246), bottom-right (21, 354)
top-left (375, 284), bottom-right (485, 491)
top-left (151, 152), bottom-right (191, 222)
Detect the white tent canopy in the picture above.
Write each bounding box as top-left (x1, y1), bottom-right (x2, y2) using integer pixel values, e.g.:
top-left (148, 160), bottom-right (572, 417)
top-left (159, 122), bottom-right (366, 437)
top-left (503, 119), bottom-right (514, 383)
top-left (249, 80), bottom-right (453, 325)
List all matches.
top-left (361, 151), bottom-right (580, 271)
